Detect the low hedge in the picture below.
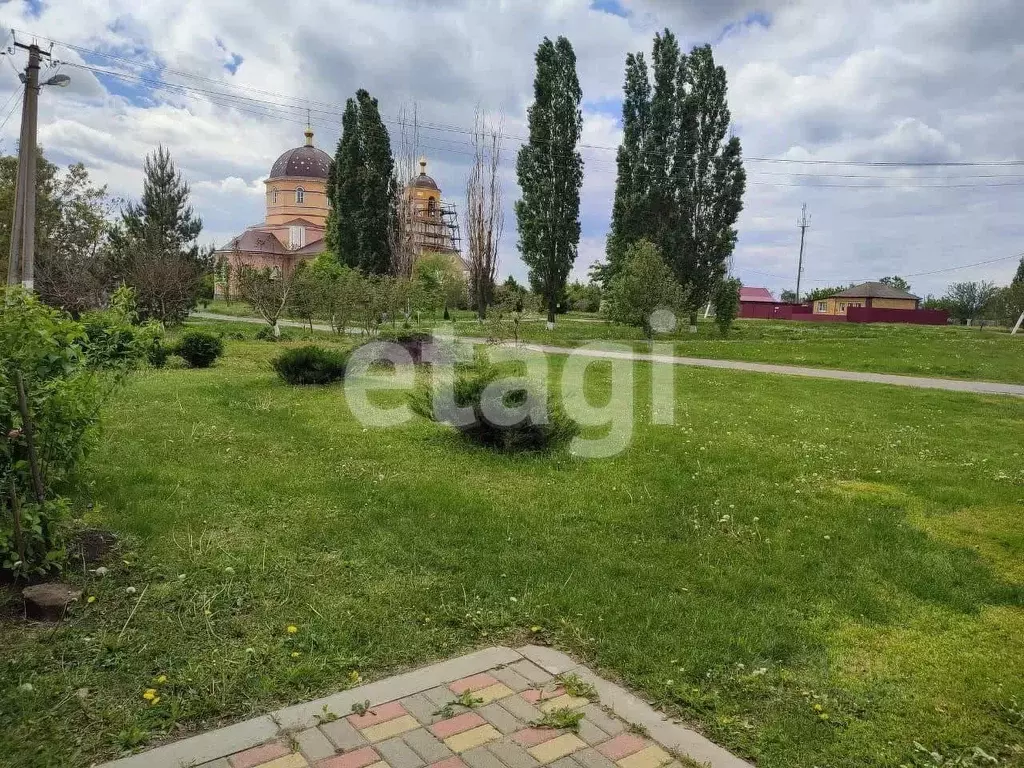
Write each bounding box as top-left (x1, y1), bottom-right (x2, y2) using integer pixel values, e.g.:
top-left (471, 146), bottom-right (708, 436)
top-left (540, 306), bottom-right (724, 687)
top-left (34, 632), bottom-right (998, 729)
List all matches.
top-left (272, 345), bottom-right (350, 385)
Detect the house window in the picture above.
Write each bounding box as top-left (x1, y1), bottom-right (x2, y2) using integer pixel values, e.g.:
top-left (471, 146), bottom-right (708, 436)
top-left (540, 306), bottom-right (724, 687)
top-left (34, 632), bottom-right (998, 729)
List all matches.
top-left (295, 187), bottom-right (305, 204)
top-left (817, 301), bottom-right (827, 313)
top-left (289, 226), bottom-right (305, 250)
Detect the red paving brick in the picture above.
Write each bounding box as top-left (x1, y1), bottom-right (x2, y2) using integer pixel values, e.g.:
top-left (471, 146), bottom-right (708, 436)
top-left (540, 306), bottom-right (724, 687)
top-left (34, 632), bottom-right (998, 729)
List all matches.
top-left (597, 734), bottom-right (648, 760)
top-left (511, 728), bottom-right (560, 747)
top-left (346, 700), bottom-right (407, 729)
top-left (316, 746), bottom-right (380, 768)
top-left (521, 687), bottom-right (566, 704)
top-left (228, 742), bottom-right (291, 768)
top-left (429, 712), bottom-right (487, 739)
top-left (448, 673), bottom-right (500, 694)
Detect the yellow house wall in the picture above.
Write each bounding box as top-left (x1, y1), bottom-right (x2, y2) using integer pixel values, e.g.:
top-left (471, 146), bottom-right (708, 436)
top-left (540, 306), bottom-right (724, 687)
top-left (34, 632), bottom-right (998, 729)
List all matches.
top-left (813, 297), bottom-right (918, 314)
top-left (265, 177), bottom-right (329, 227)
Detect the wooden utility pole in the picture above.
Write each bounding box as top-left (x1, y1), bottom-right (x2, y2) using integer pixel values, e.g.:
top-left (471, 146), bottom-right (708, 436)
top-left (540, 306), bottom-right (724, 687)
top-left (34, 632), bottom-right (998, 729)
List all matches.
top-left (7, 41), bottom-right (52, 290)
top-left (794, 203), bottom-right (809, 303)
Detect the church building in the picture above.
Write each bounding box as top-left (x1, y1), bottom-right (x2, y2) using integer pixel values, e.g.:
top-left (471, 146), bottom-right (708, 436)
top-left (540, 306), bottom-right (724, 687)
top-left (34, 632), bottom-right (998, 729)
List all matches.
top-left (215, 127), bottom-right (332, 297)
top-left (216, 130), bottom-right (464, 297)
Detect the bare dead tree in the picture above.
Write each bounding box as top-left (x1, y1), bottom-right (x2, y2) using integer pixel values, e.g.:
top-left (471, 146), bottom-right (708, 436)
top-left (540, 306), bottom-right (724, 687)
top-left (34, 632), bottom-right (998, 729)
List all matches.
top-left (466, 110), bottom-right (504, 320)
top-left (389, 103), bottom-right (421, 278)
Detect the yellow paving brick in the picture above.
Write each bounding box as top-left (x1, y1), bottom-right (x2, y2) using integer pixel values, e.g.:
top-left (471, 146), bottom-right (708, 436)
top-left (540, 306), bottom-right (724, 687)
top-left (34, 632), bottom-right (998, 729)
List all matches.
top-left (365, 763), bottom-right (390, 768)
top-left (473, 683), bottom-right (515, 705)
top-left (360, 714), bottom-right (420, 742)
top-left (616, 745), bottom-right (672, 768)
top-left (258, 755), bottom-right (309, 768)
top-left (443, 724), bottom-right (502, 753)
top-left (527, 733), bottom-right (587, 763)
top-left (538, 694), bottom-right (591, 714)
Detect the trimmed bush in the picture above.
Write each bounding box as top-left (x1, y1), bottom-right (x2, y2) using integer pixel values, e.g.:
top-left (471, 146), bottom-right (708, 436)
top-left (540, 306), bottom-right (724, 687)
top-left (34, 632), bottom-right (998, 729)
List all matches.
top-left (411, 361), bottom-right (578, 452)
top-left (272, 345), bottom-right (350, 385)
top-left (374, 329), bottom-right (436, 364)
top-left (176, 330), bottom-right (224, 368)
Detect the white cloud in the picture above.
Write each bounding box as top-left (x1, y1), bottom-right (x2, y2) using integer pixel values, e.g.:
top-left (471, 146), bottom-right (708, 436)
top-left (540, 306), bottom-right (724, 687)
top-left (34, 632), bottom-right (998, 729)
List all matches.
top-left (1, 0), bottom-right (1021, 296)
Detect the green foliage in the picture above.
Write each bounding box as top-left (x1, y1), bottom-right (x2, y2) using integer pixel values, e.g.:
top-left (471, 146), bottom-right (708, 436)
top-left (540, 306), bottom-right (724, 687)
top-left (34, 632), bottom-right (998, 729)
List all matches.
top-left (1013, 257), bottom-right (1024, 287)
top-left (559, 673), bottom-right (598, 700)
top-left (802, 286), bottom-right (849, 303)
top-left (880, 275), bottom-right (912, 293)
top-left (0, 289), bottom-right (123, 575)
top-left (79, 287), bottom-right (165, 372)
top-left (327, 90), bottom-right (397, 274)
top-left (516, 37), bottom-right (584, 323)
top-left (604, 240), bottom-right (687, 336)
top-left (943, 281), bottom-right (999, 324)
top-left (175, 330), bottom-right (224, 368)
top-left (566, 281), bottom-right (602, 313)
top-left (413, 252), bottom-right (468, 316)
top-left (534, 707), bottom-right (584, 731)
top-left (411, 360), bottom-right (578, 452)
top-left (271, 345), bottom-right (350, 385)
top-left (599, 33), bottom-right (746, 319)
top-left (255, 325), bottom-right (293, 342)
top-left (713, 278), bottom-right (742, 336)
top-left (108, 145), bottom-right (210, 324)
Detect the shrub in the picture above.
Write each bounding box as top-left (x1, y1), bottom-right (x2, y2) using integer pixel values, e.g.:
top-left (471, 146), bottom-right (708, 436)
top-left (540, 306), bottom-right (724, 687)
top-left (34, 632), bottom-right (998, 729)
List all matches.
top-left (176, 330), bottom-right (224, 368)
top-left (79, 286), bottom-right (166, 372)
top-left (713, 278), bottom-right (742, 336)
top-left (604, 240), bottom-right (687, 337)
top-left (1, 289), bottom-right (113, 575)
top-left (272, 345), bottom-right (350, 385)
top-left (147, 339), bottom-right (172, 368)
top-left (411, 361), bottom-right (578, 452)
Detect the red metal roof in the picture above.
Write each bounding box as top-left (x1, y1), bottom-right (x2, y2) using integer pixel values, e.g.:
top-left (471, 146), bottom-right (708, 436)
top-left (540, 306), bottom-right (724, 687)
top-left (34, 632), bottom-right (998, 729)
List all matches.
top-left (739, 287), bottom-right (777, 303)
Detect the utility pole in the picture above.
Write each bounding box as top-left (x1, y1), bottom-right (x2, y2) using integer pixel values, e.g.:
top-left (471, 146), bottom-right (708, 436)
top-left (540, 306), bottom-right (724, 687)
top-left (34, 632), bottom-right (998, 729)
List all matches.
top-left (7, 40), bottom-right (66, 290)
top-left (794, 203), bottom-right (809, 303)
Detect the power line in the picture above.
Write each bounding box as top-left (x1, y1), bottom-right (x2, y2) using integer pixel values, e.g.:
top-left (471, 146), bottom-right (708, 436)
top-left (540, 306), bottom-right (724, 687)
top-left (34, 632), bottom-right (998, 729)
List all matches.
top-left (740, 252), bottom-right (1023, 285)
top-left (33, 30), bottom-right (1024, 175)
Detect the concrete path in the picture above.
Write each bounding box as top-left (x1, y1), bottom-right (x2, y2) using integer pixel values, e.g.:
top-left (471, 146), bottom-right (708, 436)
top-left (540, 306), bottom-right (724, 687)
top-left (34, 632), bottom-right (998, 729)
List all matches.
top-left (98, 645), bottom-right (752, 768)
top-left (192, 312), bottom-right (1024, 398)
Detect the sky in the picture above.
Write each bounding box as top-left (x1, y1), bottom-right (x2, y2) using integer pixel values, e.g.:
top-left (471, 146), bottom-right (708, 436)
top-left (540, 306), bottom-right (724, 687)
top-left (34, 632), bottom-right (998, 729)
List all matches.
top-left (1, 0), bottom-right (1023, 299)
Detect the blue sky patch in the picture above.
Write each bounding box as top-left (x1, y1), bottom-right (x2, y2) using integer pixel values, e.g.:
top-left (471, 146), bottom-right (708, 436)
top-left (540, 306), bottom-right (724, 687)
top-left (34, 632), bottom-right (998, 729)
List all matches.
top-left (24, 0), bottom-right (44, 18)
top-left (224, 53), bottom-right (243, 75)
top-left (718, 10), bottom-right (771, 42)
top-left (589, 0), bottom-right (629, 18)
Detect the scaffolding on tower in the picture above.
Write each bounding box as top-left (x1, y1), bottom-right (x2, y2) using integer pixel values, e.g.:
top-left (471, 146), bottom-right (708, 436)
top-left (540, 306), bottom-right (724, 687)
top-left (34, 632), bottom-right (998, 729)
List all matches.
top-left (410, 199), bottom-right (462, 256)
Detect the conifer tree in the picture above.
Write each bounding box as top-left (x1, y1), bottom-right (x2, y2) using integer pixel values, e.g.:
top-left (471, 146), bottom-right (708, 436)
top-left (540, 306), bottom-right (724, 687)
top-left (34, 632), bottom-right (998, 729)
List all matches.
top-left (515, 37), bottom-right (584, 326)
top-left (109, 145), bottom-right (208, 322)
top-left (1014, 256), bottom-right (1024, 286)
top-left (327, 89), bottom-right (397, 274)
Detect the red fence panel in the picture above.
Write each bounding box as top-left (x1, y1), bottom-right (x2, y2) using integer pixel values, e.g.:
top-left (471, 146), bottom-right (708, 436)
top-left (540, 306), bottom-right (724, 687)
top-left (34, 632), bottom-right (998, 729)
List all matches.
top-left (846, 307), bottom-right (948, 325)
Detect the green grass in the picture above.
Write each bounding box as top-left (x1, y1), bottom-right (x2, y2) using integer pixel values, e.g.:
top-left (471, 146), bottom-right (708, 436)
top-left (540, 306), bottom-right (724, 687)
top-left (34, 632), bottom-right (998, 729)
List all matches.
top-left (451, 316), bottom-right (1024, 384)
top-left (198, 303), bottom-right (1024, 385)
top-left (3, 338), bottom-right (1022, 768)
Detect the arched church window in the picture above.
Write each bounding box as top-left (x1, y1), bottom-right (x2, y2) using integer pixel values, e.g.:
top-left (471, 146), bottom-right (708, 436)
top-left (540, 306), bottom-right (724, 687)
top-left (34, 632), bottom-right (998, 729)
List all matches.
top-left (295, 187), bottom-right (305, 204)
top-left (272, 189), bottom-right (278, 204)
top-left (427, 197), bottom-right (437, 215)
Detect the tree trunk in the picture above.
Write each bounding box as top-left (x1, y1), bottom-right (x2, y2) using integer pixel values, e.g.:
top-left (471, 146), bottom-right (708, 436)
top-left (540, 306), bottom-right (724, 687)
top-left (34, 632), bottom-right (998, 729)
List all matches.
top-left (547, 295), bottom-right (556, 327)
top-left (688, 309), bottom-right (698, 333)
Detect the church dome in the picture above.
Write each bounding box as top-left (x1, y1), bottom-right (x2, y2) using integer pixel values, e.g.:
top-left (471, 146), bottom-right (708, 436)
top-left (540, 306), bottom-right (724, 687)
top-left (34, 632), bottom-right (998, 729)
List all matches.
top-left (411, 156), bottom-right (440, 190)
top-left (269, 129), bottom-right (332, 180)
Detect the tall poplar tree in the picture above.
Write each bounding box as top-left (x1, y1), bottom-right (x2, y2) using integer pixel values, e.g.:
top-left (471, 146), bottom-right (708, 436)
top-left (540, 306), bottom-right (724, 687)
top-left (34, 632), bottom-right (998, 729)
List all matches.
top-left (601, 52), bottom-right (651, 285)
top-left (672, 45), bottom-right (746, 327)
top-left (327, 89), bottom-right (397, 274)
top-left (515, 36), bottom-right (584, 326)
top-left (1014, 256), bottom-right (1024, 286)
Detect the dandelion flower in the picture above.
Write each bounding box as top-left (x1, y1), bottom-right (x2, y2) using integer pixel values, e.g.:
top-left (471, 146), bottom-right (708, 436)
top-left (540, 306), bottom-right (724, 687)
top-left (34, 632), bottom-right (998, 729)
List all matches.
top-left (531, 625), bottom-right (542, 633)
top-left (143, 689), bottom-right (156, 701)
top-left (224, 566), bottom-right (235, 575)
top-left (19, 683), bottom-right (34, 693)
top-left (151, 696), bottom-right (161, 706)
top-left (291, 651), bottom-right (301, 658)
top-left (287, 625), bottom-right (298, 634)
top-left (155, 675), bottom-right (168, 685)
top-left (204, 609), bottom-right (212, 616)
top-left (126, 587), bottom-right (137, 595)
top-left (87, 596), bottom-right (97, 604)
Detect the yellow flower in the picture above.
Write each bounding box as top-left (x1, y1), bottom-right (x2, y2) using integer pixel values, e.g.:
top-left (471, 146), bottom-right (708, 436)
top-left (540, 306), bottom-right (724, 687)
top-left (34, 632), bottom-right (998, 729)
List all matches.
top-left (286, 625), bottom-right (298, 634)
top-left (151, 696), bottom-right (161, 706)
top-left (531, 626), bottom-right (542, 633)
top-left (155, 675), bottom-right (168, 685)
top-left (143, 689), bottom-right (156, 701)
top-left (87, 596), bottom-right (97, 604)
top-left (204, 609), bottom-right (212, 616)
top-left (348, 670), bottom-right (362, 684)
top-left (291, 651), bottom-right (301, 658)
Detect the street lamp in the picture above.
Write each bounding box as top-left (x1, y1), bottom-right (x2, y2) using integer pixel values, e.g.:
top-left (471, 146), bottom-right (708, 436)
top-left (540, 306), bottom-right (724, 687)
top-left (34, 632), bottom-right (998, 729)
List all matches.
top-left (44, 73), bottom-right (71, 87)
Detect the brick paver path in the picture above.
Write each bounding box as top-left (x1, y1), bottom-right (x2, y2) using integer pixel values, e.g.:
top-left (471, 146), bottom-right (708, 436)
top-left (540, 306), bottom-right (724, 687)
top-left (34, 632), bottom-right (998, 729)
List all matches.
top-left (99, 646), bottom-right (751, 768)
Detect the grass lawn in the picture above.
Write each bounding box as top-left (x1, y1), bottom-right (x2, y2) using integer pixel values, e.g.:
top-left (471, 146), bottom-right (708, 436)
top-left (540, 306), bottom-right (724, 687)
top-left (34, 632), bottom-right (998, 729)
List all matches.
top-left (199, 301), bottom-right (1024, 384)
top-left (2, 332), bottom-right (1023, 767)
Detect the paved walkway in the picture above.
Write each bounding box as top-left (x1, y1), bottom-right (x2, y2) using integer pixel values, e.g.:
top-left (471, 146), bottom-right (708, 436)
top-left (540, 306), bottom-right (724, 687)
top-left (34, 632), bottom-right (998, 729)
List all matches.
top-left (98, 645), bottom-right (751, 768)
top-left (192, 312), bottom-right (1024, 398)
